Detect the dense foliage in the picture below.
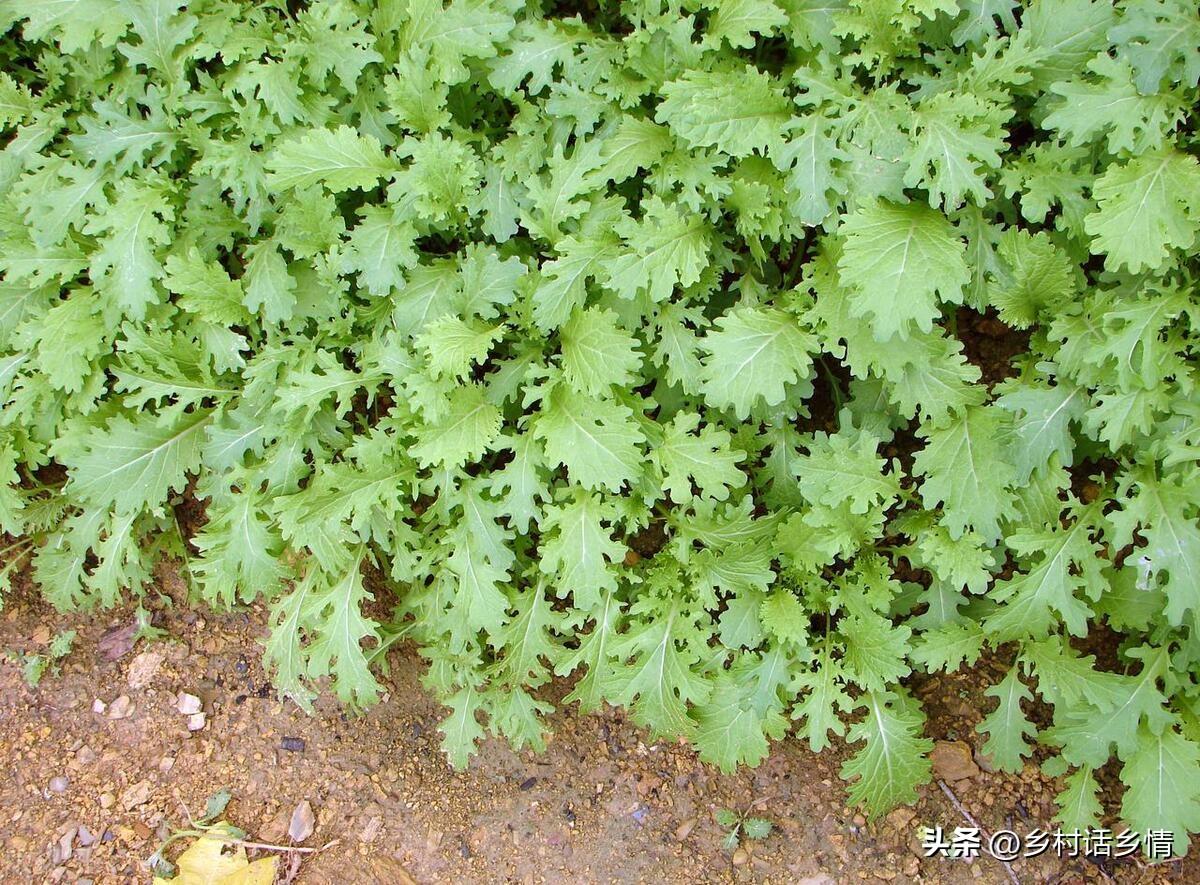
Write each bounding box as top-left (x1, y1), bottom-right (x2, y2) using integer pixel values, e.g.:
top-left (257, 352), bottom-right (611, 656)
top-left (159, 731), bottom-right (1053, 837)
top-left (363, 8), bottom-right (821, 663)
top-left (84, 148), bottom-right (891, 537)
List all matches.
top-left (1, 0), bottom-right (1199, 851)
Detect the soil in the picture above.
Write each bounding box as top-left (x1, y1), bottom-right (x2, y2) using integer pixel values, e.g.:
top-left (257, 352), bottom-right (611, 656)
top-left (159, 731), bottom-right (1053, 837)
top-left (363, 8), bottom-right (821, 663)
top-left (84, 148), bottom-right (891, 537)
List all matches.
top-left (0, 563), bottom-right (1195, 885)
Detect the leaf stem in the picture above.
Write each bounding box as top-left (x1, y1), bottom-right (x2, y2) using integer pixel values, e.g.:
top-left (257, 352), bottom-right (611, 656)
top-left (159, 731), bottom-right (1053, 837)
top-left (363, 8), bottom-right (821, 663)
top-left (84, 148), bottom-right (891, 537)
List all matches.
top-left (816, 356), bottom-right (845, 416)
top-left (159, 827), bottom-right (338, 854)
top-left (0, 537), bottom-right (34, 560)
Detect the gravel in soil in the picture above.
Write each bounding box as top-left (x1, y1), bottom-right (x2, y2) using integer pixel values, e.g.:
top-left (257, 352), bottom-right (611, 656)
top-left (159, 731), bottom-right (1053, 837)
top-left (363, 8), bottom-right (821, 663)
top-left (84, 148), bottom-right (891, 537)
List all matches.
top-left (0, 570), bottom-right (1194, 884)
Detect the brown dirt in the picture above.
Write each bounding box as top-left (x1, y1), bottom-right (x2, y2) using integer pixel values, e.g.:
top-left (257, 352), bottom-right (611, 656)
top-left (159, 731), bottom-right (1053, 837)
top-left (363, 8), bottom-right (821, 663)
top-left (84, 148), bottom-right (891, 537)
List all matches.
top-left (954, 307), bottom-right (1031, 387)
top-left (0, 564), bottom-right (1194, 884)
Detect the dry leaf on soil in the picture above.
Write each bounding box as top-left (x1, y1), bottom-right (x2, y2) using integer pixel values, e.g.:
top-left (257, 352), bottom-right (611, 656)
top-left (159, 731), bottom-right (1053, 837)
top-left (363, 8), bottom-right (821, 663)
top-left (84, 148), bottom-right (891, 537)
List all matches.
top-left (153, 823), bottom-right (277, 885)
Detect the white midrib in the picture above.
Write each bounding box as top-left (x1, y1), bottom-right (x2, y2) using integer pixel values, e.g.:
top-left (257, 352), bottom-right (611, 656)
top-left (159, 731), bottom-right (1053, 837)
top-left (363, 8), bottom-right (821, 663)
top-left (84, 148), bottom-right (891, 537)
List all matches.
top-left (80, 411), bottom-right (212, 489)
top-left (730, 325), bottom-right (782, 381)
top-left (563, 408), bottom-right (626, 474)
top-left (1021, 388), bottom-right (1080, 449)
top-left (208, 423), bottom-right (265, 461)
top-left (871, 695), bottom-right (895, 790)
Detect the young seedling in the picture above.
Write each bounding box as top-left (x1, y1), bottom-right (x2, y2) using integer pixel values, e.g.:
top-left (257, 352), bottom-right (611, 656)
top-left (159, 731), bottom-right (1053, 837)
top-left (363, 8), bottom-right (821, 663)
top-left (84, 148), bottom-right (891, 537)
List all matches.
top-left (16, 629), bottom-right (76, 687)
top-left (716, 806), bottom-right (773, 852)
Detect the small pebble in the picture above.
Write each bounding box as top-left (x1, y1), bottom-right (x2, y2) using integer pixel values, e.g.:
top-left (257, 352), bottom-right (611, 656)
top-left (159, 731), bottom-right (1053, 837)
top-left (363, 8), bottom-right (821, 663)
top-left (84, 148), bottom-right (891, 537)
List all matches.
top-left (176, 693), bottom-right (202, 715)
top-left (359, 815), bottom-right (382, 843)
top-left (57, 827), bottom-right (76, 863)
top-left (187, 712), bottom-right (207, 731)
top-left (674, 817), bottom-right (698, 841)
top-left (931, 740), bottom-right (979, 782)
top-left (91, 699), bottom-right (106, 715)
top-left (280, 736), bottom-right (305, 752)
top-left (106, 695), bottom-right (134, 719)
top-left (519, 777), bottom-right (537, 791)
top-left (120, 779), bottom-right (153, 811)
top-left (732, 847), bottom-right (750, 866)
top-left (126, 650), bottom-right (163, 689)
top-left (288, 800), bottom-right (315, 843)
top-left (48, 776), bottom-right (69, 794)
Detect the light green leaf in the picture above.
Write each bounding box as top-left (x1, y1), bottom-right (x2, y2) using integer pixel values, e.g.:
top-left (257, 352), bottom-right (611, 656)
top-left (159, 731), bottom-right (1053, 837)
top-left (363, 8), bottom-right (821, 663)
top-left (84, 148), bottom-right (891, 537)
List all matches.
top-left (1084, 148), bottom-right (1200, 273)
top-left (63, 409), bottom-right (212, 514)
top-left (534, 384), bottom-right (645, 492)
top-left (841, 691), bottom-right (933, 818)
top-left (914, 405), bottom-right (1016, 543)
top-left (699, 307), bottom-right (814, 419)
top-left (1120, 728), bottom-right (1200, 858)
top-left (267, 125), bottom-right (395, 192)
top-left (560, 307), bottom-right (642, 397)
top-left (838, 201), bottom-right (969, 340)
top-left (976, 667), bottom-right (1037, 773)
top-left (656, 67), bottom-right (790, 157)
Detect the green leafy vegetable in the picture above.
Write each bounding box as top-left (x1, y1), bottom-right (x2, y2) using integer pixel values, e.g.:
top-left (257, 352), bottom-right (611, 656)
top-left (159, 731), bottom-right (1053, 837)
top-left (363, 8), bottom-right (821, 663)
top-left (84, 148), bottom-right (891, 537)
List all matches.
top-left (1, 0), bottom-right (1199, 854)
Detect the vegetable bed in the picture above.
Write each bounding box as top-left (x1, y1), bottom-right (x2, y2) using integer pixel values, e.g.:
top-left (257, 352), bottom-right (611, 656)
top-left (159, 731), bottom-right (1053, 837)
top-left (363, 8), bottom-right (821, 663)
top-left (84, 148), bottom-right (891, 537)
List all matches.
top-left (1, 0), bottom-right (1198, 853)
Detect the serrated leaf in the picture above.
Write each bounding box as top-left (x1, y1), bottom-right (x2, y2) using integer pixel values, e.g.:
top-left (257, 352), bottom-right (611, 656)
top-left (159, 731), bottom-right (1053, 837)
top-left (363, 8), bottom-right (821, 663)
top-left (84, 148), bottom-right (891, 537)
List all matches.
top-left (1054, 767), bottom-right (1103, 833)
top-left (63, 410), bottom-right (212, 514)
top-left (841, 691), bottom-right (933, 818)
top-left (440, 685), bottom-right (487, 771)
top-left (1120, 728), bottom-right (1200, 858)
top-left (560, 307), bottom-right (642, 397)
top-left (1084, 148), bottom-right (1200, 273)
top-left (838, 201), bottom-right (969, 340)
top-left (693, 677), bottom-right (775, 772)
top-left (539, 491), bottom-right (623, 612)
top-left (651, 412), bottom-right (745, 503)
top-left (656, 67), bottom-right (790, 157)
top-left (976, 667), bottom-right (1036, 773)
top-left (609, 600), bottom-right (710, 739)
top-left (534, 384), bottom-right (645, 492)
top-left (794, 430), bottom-right (897, 514)
top-left (411, 385), bottom-right (501, 468)
top-left (699, 307), bottom-right (814, 419)
top-left (792, 651), bottom-right (852, 752)
top-left (267, 125), bottom-right (395, 192)
top-left (742, 817), bottom-right (772, 839)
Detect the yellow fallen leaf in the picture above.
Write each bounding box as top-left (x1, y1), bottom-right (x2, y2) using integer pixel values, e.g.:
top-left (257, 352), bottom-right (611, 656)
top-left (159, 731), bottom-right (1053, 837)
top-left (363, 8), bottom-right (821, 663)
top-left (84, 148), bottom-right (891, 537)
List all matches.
top-left (153, 823), bottom-right (278, 885)
top-left (222, 857), bottom-right (278, 885)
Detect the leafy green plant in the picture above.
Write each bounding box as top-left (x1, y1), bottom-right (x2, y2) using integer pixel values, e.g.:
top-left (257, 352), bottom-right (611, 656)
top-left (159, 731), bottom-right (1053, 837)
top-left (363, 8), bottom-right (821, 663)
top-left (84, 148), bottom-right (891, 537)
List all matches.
top-left (716, 806), bottom-right (773, 853)
top-left (13, 628), bottom-right (75, 686)
top-left (0, 0), bottom-right (1199, 856)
